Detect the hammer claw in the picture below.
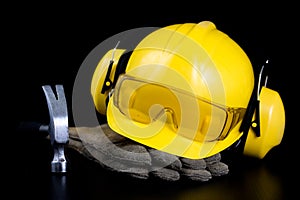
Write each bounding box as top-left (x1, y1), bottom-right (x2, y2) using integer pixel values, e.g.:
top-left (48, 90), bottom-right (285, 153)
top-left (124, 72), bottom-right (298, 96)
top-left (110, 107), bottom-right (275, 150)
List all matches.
top-left (42, 85), bottom-right (68, 144)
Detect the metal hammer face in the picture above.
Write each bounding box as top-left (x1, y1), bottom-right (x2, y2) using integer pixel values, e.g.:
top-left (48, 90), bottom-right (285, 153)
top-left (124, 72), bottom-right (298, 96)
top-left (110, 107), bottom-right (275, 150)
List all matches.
top-left (42, 85), bottom-right (69, 173)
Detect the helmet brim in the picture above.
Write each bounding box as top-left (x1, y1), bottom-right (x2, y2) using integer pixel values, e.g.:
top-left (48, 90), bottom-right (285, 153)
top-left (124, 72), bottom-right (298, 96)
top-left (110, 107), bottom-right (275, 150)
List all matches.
top-left (107, 96), bottom-right (244, 159)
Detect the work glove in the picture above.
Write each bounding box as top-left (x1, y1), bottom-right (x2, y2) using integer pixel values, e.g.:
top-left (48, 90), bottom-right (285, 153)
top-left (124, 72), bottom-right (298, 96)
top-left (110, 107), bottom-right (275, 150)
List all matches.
top-left (68, 123), bottom-right (229, 181)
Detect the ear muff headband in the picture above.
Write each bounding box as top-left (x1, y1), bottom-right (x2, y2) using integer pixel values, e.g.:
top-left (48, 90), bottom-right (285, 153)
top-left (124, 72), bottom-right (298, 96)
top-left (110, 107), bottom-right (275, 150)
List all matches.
top-left (238, 62), bottom-right (266, 147)
top-left (111, 50), bottom-right (133, 88)
top-left (101, 50), bottom-right (133, 93)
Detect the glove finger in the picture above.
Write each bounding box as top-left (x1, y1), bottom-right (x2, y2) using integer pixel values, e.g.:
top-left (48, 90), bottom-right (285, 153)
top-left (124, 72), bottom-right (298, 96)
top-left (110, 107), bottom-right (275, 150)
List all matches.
top-left (68, 125), bottom-right (152, 169)
top-left (105, 160), bottom-right (150, 180)
top-left (180, 168), bottom-right (212, 181)
top-left (148, 148), bottom-right (182, 170)
top-left (125, 169), bottom-right (149, 180)
top-left (69, 126), bottom-right (152, 179)
top-left (69, 127), bottom-right (80, 140)
top-left (206, 162), bottom-right (229, 176)
top-left (67, 136), bottom-right (95, 161)
top-left (180, 157), bottom-right (206, 170)
top-left (150, 167), bottom-right (180, 181)
top-left (204, 153), bottom-right (221, 165)
top-left (204, 153), bottom-right (229, 176)
top-left (100, 123), bottom-right (129, 143)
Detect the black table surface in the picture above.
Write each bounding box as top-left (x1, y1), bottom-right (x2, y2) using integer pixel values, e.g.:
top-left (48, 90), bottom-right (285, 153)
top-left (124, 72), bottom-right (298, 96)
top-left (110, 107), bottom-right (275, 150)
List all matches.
top-left (6, 134), bottom-right (296, 200)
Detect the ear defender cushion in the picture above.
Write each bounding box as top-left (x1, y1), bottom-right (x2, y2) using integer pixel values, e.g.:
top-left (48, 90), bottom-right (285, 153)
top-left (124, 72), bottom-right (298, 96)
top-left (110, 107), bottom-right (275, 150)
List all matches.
top-left (243, 87), bottom-right (285, 159)
top-left (91, 49), bottom-right (127, 115)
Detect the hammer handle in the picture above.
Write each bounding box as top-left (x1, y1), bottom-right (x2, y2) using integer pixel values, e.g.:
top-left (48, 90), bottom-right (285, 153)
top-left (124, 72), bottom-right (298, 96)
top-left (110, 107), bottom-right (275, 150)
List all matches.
top-left (17, 121), bottom-right (49, 137)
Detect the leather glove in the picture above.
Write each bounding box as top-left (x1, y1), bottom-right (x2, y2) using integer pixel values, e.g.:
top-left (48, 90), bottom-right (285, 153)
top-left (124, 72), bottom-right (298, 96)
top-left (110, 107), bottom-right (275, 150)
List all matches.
top-left (68, 123), bottom-right (229, 181)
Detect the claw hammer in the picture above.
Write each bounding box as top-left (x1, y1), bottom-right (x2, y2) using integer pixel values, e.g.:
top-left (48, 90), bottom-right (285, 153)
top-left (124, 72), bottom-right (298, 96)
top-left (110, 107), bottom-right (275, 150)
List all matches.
top-left (42, 85), bottom-right (69, 173)
top-left (19, 85), bottom-right (69, 173)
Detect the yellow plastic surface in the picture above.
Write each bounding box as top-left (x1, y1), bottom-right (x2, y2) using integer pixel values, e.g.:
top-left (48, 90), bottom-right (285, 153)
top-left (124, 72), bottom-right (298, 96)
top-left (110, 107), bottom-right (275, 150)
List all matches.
top-left (91, 49), bottom-right (126, 114)
top-left (106, 21), bottom-right (255, 159)
top-left (244, 87), bottom-right (285, 159)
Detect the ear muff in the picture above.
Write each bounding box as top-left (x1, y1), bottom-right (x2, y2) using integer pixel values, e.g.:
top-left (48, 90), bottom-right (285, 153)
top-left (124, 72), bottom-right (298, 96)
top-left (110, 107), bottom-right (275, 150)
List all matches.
top-left (243, 87), bottom-right (285, 158)
top-left (238, 60), bottom-right (286, 159)
top-left (91, 48), bottom-right (132, 115)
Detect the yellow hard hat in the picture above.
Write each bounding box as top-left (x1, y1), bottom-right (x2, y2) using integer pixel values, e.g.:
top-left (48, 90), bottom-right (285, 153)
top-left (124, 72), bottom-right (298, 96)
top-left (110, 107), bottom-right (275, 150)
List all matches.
top-left (91, 21), bottom-right (285, 159)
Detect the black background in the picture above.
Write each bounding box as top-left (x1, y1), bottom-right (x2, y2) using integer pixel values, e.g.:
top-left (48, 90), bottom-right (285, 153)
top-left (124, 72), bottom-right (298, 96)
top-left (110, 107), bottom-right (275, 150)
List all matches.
top-left (4, 2), bottom-right (298, 200)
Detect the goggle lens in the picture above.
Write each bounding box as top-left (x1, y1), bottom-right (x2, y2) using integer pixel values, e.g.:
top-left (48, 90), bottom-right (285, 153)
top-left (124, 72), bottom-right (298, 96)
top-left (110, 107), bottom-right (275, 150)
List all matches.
top-left (114, 75), bottom-right (246, 142)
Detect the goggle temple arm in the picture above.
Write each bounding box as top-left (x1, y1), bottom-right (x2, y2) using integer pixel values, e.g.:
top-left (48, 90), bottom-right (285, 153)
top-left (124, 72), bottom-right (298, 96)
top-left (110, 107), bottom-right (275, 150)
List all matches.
top-left (250, 60), bottom-right (269, 137)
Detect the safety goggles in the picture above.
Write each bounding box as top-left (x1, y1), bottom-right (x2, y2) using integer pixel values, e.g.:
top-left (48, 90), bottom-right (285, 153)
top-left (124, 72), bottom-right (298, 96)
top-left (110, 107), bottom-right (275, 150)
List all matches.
top-left (113, 74), bottom-right (246, 142)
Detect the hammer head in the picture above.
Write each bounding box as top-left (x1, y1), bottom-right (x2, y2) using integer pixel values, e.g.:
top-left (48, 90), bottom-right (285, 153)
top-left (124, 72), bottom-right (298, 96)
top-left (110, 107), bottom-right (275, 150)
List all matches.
top-left (42, 85), bottom-right (69, 173)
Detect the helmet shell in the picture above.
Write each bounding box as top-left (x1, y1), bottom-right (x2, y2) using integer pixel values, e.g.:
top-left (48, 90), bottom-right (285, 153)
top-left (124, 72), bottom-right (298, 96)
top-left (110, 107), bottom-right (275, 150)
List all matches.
top-left (106, 21), bottom-right (255, 159)
top-left (125, 21), bottom-right (254, 108)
